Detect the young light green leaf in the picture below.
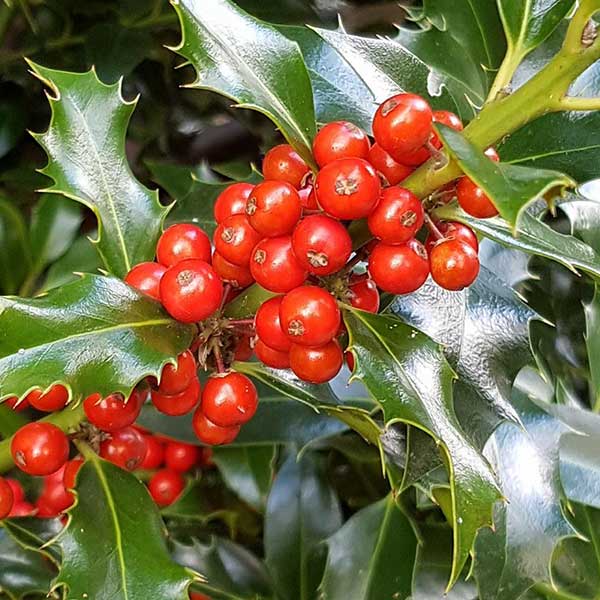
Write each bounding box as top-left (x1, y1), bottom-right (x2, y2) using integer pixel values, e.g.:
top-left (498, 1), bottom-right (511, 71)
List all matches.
top-left (0, 195), bottom-right (31, 295)
top-left (171, 0), bottom-right (316, 162)
top-left (28, 62), bottom-right (168, 278)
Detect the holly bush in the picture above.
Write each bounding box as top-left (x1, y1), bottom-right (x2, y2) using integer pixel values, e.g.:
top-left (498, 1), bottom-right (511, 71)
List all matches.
top-left (1, 0), bottom-right (600, 599)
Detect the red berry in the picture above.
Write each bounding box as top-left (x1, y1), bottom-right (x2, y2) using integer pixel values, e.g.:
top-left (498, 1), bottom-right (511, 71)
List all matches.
top-left (425, 222), bottom-right (478, 254)
top-left (214, 183), bottom-right (254, 223)
top-left (292, 215), bottom-right (352, 276)
top-left (164, 441), bottom-right (199, 473)
top-left (456, 177), bottom-right (498, 218)
top-left (367, 187), bottom-right (424, 244)
top-left (254, 338), bottom-right (290, 369)
top-left (255, 296), bottom-right (291, 352)
top-left (279, 286), bottom-right (340, 347)
top-left (262, 144), bottom-right (309, 188)
top-left (373, 93), bottom-right (433, 160)
top-left (159, 350), bottom-right (197, 395)
top-left (11, 422), bottom-right (69, 476)
top-left (6, 479), bottom-right (24, 503)
top-left (157, 224), bottom-right (212, 267)
top-left (233, 335), bottom-right (254, 361)
top-left (214, 214), bottom-right (262, 267)
top-left (348, 277), bottom-right (380, 313)
top-left (0, 477), bottom-right (14, 519)
top-left (100, 427), bottom-right (148, 471)
top-left (298, 185), bottom-right (318, 211)
top-left (9, 500), bottom-right (35, 517)
top-left (246, 181), bottom-right (302, 237)
top-left (5, 396), bottom-right (29, 412)
top-left (201, 372), bottom-right (258, 428)
top-left (84, 389), bottom-right (143, 432)
top-left (369, 240), bottom-right (430, 295)
top-left (289, 339), bottom-right (343, 383)
top-left (433, 110), bottom-right (463, 132)
top-left (39, 471), bottom-right (73, 513)
top-left (192, 410), bottom-right (240, 446)
top-left (160, 259), bottom-right (223, 323)
top-left (429, 238), bottom-right (480, 291)
top-left (63, 458), bottom-right (84, 489)
top-left (250, 236), bottom-right (307, 293)
top-left (313, 121), bottom-right (370, 167)
top-left (26, 384), bottom-right (69, 412)
top-left (190, 593), bottom-right (211, 600)
top-left (344, 351), bottom-right (355, 372)
top-left (125, 262), bottom-right (167, 301)
top-left (151, 377), bottom-right (201, 417)
top-left (148, 468), bottom-right (185, 507)
top-left (392, 145), bottom-right (431, 167)
top-left (367, 144), bottom-right (413, 185)
top-left (140, 437), bottom-right (165, 470)
top-left (212, 252), bottom-right (254, 289)
top-left (315, 158), bottom-right (381, 220)
top-left (484, 147), bottom-right (500, 162)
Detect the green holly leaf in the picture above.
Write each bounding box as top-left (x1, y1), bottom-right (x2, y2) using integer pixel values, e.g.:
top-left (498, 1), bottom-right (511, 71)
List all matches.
top-left (437, 125), bottom-right (574, 230)
top-left (0, 274), bottom-right (193, 402)
top-left (344, 308), bottom-right (501, 588)
top-left (0, 96), bottom-right (26, 159)
top-left (171, 0), bottom-right (316, 163)
top-left (2, 517), bottom-right (62, 565)
top-left (318, 494), bottom-right (417, 600)
top-left (28, 62), bottom-right (168, 278)
top-left (0, 195), bottom-right (31, 295)
top-left (473, 390), bottom-right (577, 600)
top-left (53, 453), bottom-right (195, 599)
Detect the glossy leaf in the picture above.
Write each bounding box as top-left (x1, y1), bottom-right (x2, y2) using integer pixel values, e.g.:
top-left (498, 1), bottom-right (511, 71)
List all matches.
top-left (53, 455), bottom-right (194, 599)
top-left (0, 195), bottom-right (31, 295)
top-left (29, 62), bottom-right (168, 278)
top-left (0, 274), bottom-right (193, 402)
top-left (161, 479), bottom-right (234, 524)
top-left (2, 517), bottom-right (62, 565)
top-left (437, 125), bottom-right (574, 229)
top-left (344, 308), bottom-right (501, 587)
top-left (224, 285), bottom-right (276, 319)
top-left (171, 0), bottom-right (316, 161)
top-left (319, 494), bottom-right (417, 600)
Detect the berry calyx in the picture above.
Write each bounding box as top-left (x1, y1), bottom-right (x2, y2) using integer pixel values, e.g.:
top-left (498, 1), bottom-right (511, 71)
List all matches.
top-left (201, 372), bottom-right (258, 428)
top-left (11, 422), bottom-right (70, 476)
top-left (212, 252), bottom-right (254, 289)
top-left (148, 469), bottom-right (185, 507)
top-left (140, 436), bottom-right (165, 470)
top-left (164, 441), bottom-right (199, 472)
top-left (456, 177), bottom-right (499, 218)
top-left (246, 180), bottom-right (302, 237)
top-left (214, 214), bottom-right (262, 266)
top-left (291, 215), bottom-right (352, 276)
top-left (192, 409), bottom-right (240, 446)
top-left (26, 384), bottom-right (69, 412)
top-left (157, 224), bottom-right (212, 267)
top-left (214, 183), bottom-right (254, 223)
top-left (254, 296), bottom-right (291, 352)
top-left (99, 427), bottom-right (148, 471)
top-left (0, 477), bottom-right (14, 519)
top-left (425, 221), bottom-right (478, 254)
top-left (254, 338), bottom-right (290, 369)
top-left (250, 236), bottom-right (307, 293)
top-left (160, 259), bottom-right (223, 323)
top-left (429, 238), bottom-right (480, 291)
top-left (367, 186), bottom-right (424, 244)
top-left (313, 121), bottom-right (370, 167)
top-left (367, 144), bottom-right (413, 185)
top-left (348, 277), bottom-right (380, 313)
top-left (262, 144), bottom-right (309, 188)
top-left (158, 350), bottom-right (197, 395)
top-left (125, 262), bottom-right (167, 301)
top-left (151, 376), bottom-right (201, 416)
top-left (279, 285), bottom-right (340, 347)
top-left (83, 389), bottom-right (143, 432)
top-left (289, 339), bottom-right (343, 384)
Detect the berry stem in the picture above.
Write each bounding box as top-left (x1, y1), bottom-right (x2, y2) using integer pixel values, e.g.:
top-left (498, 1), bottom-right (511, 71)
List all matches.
top-left (424, 214), bottom-right (444, 241)
top-left (220, 283), bottom-right (231, 311)
top-left (213, 344), bottom-right (226, 374)
top-left (226, 318), bottom-right (255, 327)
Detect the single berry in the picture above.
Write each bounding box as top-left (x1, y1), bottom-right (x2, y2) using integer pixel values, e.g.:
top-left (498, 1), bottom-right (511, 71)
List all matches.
top-left (372, 93), bottom-right (433, 160)
top-left (289, 339), bottom-right (343, 384)
top-left (313, 121), bottom-right (370, 167)
top-left (367, 187), bottom-right (424, 244)
top-left (345, 351), bottom-right (355, 372)
top-left (369, 239), bottom-right (430, 295)
top-left (5, 479), bottom-right (24, 503)
top-left (9, 500), bottom-right (35, 517)
top-left (84, 389), bottom-right (144, 432)
top-left (201, 372), bottom-right (258, 428)
top-left (425, 221), bottom-right (478, 254)
top-left (456, 177), bottom-right (499, 218)
top-left (11, 422), bottom-right (69, 476)
top-left (39, 469), bottom-right (73, 513)
top-left (254, 338), bottom-right (290, 369)
top-left (484, 147), bottom-right (500, 162)
top-left (292, 215), bottom-right (352, 276)
top-left (348, 276), bottom-right (380, 313)
top-left (0, 477), bottom-right (14, 519)
top-left (4, 396), bottom-right (29, 412)
top-left (250, 236), bottom-right (307, 293)
top-left (100, 427), bottom-right (148, 471)
top-left (246, 180), bottom-right (302, 237)
top-left (192, 409), bottom-right (240, 446)
top-left (298, 185), bottom-right (319, 210)
top-left (214, 183), bottom-right (254, 223)
top-left (157, 224), bottom-right (211, 267)
top-left (160, 259), bottom-right (223, 323)
top-left (214, 214), bottom-right (262, 266)
top-left (148, 469), bottom-right (185, 507)
top-left (140, 436), bottom-right (165, 470)
top-left (158, 350), bottom-right (197, 395)
top-left (315, 158), bottom-right (381, 220)
top-left (368, 144), bottom-right (413, 185)
top-left (151, 377), bottom-right (201, 416)
top-left (164, 441), bottom-right (199, 473)
top-left (262, 144), bottom-right (309, 188)
top-left (279, 285), bottom-right (340, 347)
top-left (26, 384), bottom-right (69, 412)
top-left (255, 296), bottom-right (291, 352)
top-left (63, 458), bottom-right (84, 489)
top-left (429, 238), bottom-right (480, 291)
top-left (125, 262), bottom-right (167, 301)
top-left (212, 252), bottom-right (254, 289)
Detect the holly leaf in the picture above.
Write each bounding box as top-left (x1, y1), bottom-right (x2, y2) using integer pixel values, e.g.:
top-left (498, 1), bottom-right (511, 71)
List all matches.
top-left (473, 390), bottom-right (577, 600)
top-left (3, 517), bottom-right (63, 565)
top-left (0, 195), bottom-right (31, 295)
top-left (171, 0), bottom-right (316, 162)
top-left (28, 62), bottom-right (168, 278)
top-left (344, 308), bottom-right (501, 588)
top-left (53, 453), bottom-right (195, 599)
top-left (318, 494), bottom-right (417, 600)
top-left (437, 125), bottom-right (574, 230)
top-left (0, 274), bottom-right (193, 402)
